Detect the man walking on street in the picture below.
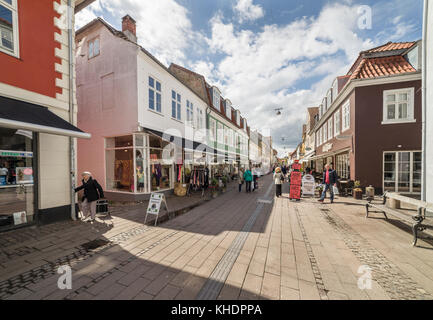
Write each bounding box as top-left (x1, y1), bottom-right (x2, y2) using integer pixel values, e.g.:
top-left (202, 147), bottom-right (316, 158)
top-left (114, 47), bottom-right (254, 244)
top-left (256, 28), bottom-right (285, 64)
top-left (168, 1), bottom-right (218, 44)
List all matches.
top-left (318, 164), bottom-right (338, 204)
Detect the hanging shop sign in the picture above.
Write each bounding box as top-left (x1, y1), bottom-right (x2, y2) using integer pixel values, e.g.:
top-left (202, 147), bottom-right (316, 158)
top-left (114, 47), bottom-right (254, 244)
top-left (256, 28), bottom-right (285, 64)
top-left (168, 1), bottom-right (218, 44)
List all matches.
top-left (322, 143), bottom-right (333, 153)
top-left (145, 193), bottom-right (168, 226)
top-left (302, 174), bottom-right (316, 197)
top-left (0, 150), bottom-right (33, 158)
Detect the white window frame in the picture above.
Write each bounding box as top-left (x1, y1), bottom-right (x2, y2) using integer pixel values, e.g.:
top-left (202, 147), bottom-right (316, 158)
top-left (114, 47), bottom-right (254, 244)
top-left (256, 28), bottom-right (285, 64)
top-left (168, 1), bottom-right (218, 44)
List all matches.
top-left (383, 151), bottom-right (422, 194)
top-left (382, 88), bottom-right (416, 124)
top-left (213, 88), bottom-right (220, 109)
top-left (322, 97), bottom-right (327, 112)
top-left (88, 37), bottom-right (100, 59)
top-left (334, 110), bottom-right (341, 137)
top-left (148, 76), bottom-right (161, 113)
top-left (0, 0), bottom-right (19, 58)
top-left (342, 100), bottom-right (351, 132)
top-left (186, 100), bottom-right (194, 126)
top-left (319, 104), bottom-right (323, 119)
top-left (209, 118), bottom-right (217, 141)
top-left (323, 123), bottom-right (328, 142)
top-left (217, 122), bottom-right (223, 144)
top-left (327, 89), bottom-right (332, 107)
top-left (171, 90), bottom-right (182, 121)
top-left (328, 118), bottom-right (333, 140)
top-left (332, 78), bottom-right (338, 103)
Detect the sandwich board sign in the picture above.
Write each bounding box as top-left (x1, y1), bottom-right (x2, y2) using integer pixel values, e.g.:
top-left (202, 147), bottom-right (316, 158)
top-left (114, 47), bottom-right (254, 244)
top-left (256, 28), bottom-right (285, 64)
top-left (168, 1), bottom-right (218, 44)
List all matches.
top-left (302, 175), bottom-right (316, 197)
top-left (145, 193), bottom-right (168, 226)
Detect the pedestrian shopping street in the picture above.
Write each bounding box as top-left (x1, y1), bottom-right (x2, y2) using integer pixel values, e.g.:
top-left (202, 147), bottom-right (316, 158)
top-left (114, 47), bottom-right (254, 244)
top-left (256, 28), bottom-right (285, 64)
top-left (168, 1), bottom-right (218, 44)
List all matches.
top-left (1, 174), bottom-right (432, 300)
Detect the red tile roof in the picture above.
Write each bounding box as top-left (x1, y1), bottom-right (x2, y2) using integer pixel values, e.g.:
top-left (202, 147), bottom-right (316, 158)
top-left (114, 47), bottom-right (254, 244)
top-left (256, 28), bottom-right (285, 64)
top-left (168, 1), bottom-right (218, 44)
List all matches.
top-left (364, 41), bottom-right (416, 53)
top-left (350, 55), bottom-right (417, 80)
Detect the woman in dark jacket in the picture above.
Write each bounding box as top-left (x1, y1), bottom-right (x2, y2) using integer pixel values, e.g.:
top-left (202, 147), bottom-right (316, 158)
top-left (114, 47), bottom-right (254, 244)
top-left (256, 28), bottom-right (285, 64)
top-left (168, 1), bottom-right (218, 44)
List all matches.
top-left (75, 172), bottom-right (104, 222)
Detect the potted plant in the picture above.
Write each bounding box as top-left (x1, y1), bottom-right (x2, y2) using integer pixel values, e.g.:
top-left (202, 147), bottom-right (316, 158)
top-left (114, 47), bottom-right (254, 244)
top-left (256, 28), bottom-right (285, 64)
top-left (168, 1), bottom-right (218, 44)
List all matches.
top-left (353, 181), bottom-right (363, 200)
top-left (210, 178), bottom-right (219, 198)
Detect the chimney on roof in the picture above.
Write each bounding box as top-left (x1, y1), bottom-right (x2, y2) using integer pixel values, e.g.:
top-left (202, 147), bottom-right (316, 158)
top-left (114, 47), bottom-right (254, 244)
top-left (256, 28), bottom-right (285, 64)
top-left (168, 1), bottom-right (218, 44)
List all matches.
top-left (122, 15), bottom-right (137, 43)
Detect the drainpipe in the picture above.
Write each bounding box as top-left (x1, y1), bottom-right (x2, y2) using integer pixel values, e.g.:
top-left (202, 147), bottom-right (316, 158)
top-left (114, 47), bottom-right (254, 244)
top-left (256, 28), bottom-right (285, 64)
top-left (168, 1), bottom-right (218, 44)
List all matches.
top-left (68, 0), bottom-right (76, 220)
top-left (421, 0), bottom-right (428, 202)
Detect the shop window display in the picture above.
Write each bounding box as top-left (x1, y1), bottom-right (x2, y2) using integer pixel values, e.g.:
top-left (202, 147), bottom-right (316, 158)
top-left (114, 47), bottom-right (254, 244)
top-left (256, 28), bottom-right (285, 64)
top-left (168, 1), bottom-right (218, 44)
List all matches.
top-left (0, 128), bottom-right (34, 229)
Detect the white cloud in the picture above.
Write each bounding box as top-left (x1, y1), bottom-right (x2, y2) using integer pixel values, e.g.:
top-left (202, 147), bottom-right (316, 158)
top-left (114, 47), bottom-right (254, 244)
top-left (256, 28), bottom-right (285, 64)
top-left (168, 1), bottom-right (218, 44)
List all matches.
top-left (75, 0), bottom-right (202, 65)
top-left (234, 0), bottom-right (264, 23)
top-left (203, 3), bottom-right (376, 153)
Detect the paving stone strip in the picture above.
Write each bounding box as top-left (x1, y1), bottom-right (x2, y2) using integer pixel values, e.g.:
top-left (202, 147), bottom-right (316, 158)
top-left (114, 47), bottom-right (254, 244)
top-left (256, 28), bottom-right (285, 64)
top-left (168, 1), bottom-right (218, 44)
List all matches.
top-left (319, 205), bottom-right (433, 300)
top-left (196, 182), bottom-right (275, 300)
top-left (0, 224), bottom-right (153, 300)
top-left (293, 205), bottom-right (329, 300)
top-left (64, 230), bottom-right (180, 300)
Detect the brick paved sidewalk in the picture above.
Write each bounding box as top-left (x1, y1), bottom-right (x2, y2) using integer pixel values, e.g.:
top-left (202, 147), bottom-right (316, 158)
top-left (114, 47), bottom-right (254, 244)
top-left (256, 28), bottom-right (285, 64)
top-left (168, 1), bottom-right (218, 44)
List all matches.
top-left (1, 175), bottom-right (433, 300)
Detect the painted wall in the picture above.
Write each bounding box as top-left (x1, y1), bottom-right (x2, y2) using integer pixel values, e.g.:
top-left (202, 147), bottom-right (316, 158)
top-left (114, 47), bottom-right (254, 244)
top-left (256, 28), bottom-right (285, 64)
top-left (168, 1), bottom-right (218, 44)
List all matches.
top-left (0, 0), bottom-right (62, 98)
top-left (0, 0), bottom-right (80, 213)
top-left (355, 80), bottom-right (422, 192)
top-left (137, 51), bottom-right (207, 148)
top-left (76, 22), bottom-right (139, 189)
top-left (426, 3), bottom-right (433, 203)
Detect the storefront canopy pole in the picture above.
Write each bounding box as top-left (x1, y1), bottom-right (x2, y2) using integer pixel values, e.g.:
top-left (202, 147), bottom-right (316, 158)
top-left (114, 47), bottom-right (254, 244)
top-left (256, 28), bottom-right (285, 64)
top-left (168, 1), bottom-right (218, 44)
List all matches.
top-left (0, 118), bottom-right (91, 139)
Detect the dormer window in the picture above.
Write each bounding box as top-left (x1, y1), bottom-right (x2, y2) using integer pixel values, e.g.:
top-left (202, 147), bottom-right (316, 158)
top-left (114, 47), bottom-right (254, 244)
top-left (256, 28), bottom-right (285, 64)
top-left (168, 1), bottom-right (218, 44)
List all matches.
top-left (327, 89), bottom-right (332, 107)
top-left (322, 97), bottom-right (327, 112)
top-left (332, 78), bottom-right (338, 102)
top-left (225, 100), bottom-right (232, 119)
top-left (212, 87), bottom-right (220, 109)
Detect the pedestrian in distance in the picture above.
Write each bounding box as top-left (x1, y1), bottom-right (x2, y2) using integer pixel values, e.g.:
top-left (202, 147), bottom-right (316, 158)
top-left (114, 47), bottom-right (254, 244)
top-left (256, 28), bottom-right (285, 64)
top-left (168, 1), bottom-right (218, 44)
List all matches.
top-left (238, 168), bottom-right (244, 192)
top-left (74, 172), bottom-right (104, 223)
top-left (274, 167), bottom-right (285, 198)
top-left (318, 164), bottom-right (338, 204)
top-left (243, 168), bottom-right (253, 193)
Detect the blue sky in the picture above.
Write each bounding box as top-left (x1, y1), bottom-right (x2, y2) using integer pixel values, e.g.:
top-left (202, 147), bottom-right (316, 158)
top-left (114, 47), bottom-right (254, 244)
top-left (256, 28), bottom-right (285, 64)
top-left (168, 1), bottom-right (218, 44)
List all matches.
top-left (76, 0), bottom-right (423, 156)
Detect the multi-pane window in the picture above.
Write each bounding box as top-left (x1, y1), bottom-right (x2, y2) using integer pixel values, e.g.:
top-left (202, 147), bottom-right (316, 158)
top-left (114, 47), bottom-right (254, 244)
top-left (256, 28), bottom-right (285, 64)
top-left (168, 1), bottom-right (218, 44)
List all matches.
top-left (383, 88), bottom-right (415, 123)
top-left (0, 0), bottom-right (18, 56)
top-left (217, 123), bottom-right (223, 144)
top-left (209, 118), bottom-right (217, 141)
top-left (171, 90), bottom-right (181, 120)
top-left (332, 79), bottom-right (338, 103)
top-left (196, 108), bottom-right (203, 129)
top-left (342, 100), bottom-right (350, 132)
top-left (384, 151), bottom-right (422, 194)
top-left (88, 38), bottom-right (100, 59)
top-left (328, 118), bottom-right (333, 140)
top-left (336, 153), bottom-right (350, 180)
top-left (319, 104), bottom-right (323, 119)
top-left (323, 123), bottom-right (328, 142)
top-left (334, 110), bottom-right (341, 137)
top-left (148, 77), bottom-right (161, 112)
top-left (322, 97), bottom-right (327, 112)
top-left (327, 89), bottom-right (332, 107)
top-left (186, 100), bottom-right (194, 125)
top-left (213, 88), bottom-right (220, 109)
top-left (316, 131), bottom-right (320, 147)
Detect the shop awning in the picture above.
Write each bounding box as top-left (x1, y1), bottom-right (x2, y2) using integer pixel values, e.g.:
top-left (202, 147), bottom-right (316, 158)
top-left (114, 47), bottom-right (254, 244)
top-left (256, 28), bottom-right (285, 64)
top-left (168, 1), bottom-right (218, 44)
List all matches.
top-left (144, 128), bottom-right (225, 156)
top-left (0, 96), bottom-right (91, 139)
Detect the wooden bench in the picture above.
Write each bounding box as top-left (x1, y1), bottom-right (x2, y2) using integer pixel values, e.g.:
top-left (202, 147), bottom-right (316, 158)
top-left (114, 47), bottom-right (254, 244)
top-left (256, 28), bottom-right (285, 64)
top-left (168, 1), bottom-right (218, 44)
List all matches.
top-left (366, 192), bottom-right (433, 247)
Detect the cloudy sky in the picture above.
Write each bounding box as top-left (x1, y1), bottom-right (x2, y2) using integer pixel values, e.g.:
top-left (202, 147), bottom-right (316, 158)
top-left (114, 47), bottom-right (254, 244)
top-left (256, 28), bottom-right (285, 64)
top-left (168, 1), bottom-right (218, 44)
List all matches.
top-left (76, 0), bottom-right (423, 156)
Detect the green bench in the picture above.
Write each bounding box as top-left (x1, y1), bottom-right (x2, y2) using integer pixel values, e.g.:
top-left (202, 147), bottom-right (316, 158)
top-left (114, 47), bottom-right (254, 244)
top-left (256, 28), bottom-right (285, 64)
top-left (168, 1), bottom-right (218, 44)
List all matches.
top-left (366, 192), bottom-right (433, 247)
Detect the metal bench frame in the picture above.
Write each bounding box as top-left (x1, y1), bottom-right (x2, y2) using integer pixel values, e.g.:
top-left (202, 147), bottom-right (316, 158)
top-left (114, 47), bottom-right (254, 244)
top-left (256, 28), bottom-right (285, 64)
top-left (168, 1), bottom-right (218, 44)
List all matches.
top-left (366, 192), bottom-right (433, 247)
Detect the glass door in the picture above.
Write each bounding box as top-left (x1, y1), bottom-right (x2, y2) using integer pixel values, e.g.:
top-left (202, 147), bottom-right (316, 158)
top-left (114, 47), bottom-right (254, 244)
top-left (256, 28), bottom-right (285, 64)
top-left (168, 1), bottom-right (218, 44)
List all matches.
top-left (0, 129), bottom-right (35, 230)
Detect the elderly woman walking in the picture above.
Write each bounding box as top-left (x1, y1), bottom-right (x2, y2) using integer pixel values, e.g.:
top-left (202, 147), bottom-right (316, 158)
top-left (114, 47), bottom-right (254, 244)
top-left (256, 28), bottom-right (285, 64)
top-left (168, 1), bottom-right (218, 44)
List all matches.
top-left (273, 167), bottom-right (285, 198)
top-left (74, 172), bottom-right (104, 223)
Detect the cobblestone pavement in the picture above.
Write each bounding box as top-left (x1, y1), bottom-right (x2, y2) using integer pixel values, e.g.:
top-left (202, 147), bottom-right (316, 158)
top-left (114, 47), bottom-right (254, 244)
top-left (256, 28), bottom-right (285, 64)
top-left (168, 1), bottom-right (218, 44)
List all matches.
top-left (1, 176), bottom-right (433, 300)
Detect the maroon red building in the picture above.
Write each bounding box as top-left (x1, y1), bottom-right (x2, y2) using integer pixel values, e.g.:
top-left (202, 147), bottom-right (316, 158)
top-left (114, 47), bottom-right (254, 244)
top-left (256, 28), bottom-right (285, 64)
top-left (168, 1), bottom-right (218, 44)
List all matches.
top-left (312, 41), bottom-right (422, 195)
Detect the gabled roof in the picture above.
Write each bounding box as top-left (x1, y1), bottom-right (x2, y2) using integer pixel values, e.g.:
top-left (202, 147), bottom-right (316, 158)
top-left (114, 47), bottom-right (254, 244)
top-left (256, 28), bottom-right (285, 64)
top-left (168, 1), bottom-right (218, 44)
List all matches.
top-left (347, 41), bottom-right (418, 78)
top-left (363, 41), bottom-right (416, 53)
top-left (350, 55), bottom-right (416, 80)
